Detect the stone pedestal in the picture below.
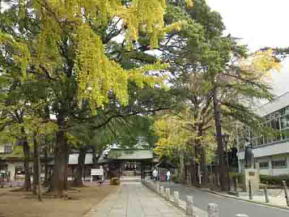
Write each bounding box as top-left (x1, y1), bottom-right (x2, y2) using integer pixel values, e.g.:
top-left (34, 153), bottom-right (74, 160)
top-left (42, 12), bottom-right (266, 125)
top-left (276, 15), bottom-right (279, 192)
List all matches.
top-left (244, 168), bottom-right (259, 192)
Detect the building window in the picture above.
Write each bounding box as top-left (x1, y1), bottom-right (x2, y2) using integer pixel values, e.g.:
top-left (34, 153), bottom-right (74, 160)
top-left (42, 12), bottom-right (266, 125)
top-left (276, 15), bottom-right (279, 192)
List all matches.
top-left (281, 114), bottom-right (289, 129)
top-left (272, 159), bottom-right (287, 169)
top-left (259, 161), bottom-right (269, 169)
top-left (281, 129), bottom-right (289, 140)
top-left (4, 145), bottom-right (12, 154)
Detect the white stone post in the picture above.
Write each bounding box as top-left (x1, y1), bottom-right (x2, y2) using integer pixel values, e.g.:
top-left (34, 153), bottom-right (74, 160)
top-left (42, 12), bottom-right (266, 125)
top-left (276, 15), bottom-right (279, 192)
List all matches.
top-left (208, 203), bottom-right (219, 217)
top-left (153, 181), bottom-right (158, 192)
top-left (186, 196), bottom-right (194, 216)
top-left (165, 188), bottom-right (171, 200)
top-left (156, 182), bottom-right (160, 193)
top-left (173, 191), bottom-right (180, 206)
top-left (235, 214), bottom-right (249, 217)
top-left (160, 186), bottom-right (165, 196)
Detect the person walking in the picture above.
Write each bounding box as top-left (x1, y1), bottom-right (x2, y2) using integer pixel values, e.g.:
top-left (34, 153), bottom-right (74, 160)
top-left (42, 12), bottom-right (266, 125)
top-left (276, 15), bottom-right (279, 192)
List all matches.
top-left (166, 170), bottom-right (171, 183)
top-left (152, 168), bottom-right (158, 181)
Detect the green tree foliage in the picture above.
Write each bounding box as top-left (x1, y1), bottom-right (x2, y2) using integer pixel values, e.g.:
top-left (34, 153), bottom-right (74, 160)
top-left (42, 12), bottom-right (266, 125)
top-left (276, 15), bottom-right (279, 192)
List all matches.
top-left (152, 0), bottom-right (280, 188)
top-left (0, 0), bottom-right (194, 196)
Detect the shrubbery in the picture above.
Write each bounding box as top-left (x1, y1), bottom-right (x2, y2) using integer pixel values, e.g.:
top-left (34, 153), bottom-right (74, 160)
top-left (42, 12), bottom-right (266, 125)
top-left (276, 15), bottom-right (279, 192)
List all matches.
top-left (110, 177), bottom-right (120, 185)
top-left (260, 175), bottom-right (289, 186)
top-left (229, 172), bottom-right (244, 183)
top-left (171, 175), bottom-right (179, 183)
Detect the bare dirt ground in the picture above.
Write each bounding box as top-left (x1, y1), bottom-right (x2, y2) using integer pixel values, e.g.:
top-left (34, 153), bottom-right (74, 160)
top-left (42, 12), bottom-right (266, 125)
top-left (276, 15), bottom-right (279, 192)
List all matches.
top-left (0, 184), bottom-right (117, 217)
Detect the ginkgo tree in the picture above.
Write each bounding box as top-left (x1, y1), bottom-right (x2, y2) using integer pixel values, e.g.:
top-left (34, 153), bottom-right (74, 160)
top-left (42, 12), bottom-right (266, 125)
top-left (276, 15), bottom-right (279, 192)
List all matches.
top-left (0, 0), bottom-right (193, 196)
top-left (153, 109), bottom-right (215, 183)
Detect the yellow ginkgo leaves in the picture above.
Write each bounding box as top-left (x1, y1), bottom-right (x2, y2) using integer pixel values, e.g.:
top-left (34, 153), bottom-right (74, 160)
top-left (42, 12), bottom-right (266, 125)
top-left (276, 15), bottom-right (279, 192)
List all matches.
top-left (239, 49), bottom-right (281, 81)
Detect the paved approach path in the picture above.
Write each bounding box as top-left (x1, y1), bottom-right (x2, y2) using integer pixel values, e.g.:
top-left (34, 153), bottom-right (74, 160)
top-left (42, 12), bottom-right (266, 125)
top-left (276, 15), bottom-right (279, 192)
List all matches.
top-left (160, 182), bottom-right (289, 217)
top-left (84, 180), bottom-right (186, 217)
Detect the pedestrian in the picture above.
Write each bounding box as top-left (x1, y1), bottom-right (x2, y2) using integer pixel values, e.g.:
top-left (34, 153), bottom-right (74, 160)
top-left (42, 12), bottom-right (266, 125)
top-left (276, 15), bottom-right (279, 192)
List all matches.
top-left (166, 170), bottom-right (171, 183)
top-left (152, 168), bottom-right (158, 181)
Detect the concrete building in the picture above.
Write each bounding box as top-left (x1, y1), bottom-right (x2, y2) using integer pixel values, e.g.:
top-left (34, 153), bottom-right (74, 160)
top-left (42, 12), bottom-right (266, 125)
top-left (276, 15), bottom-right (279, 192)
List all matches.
top-left (0, 144), bottom-right (29, 181)
top-left (237, 92), bottom-right (289, 176)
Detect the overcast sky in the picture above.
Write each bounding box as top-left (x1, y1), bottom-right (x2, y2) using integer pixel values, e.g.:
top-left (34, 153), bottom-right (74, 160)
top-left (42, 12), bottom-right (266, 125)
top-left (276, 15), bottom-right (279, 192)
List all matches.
top-left (206, 0), bottom-right (289, 96)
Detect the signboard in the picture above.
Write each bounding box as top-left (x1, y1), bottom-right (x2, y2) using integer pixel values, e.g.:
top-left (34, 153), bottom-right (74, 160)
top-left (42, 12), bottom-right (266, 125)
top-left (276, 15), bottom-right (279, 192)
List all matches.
top-left (91, 168), bottom-right (103, 176)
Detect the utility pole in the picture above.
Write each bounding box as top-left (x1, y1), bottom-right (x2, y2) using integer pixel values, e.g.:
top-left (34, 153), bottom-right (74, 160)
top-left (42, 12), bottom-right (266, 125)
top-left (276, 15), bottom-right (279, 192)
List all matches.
top-left (212, 85), bottom-right (230, 191)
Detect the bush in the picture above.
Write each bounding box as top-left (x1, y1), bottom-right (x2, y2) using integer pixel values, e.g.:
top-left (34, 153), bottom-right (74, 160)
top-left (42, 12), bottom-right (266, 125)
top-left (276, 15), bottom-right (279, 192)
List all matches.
top-left (229, 172), bottom-right (244, 183)
top-left (172, 175), bottom-right (179, 183)
top-left (110, 177), bottom-right (120, 185)
top-left (260, 175), bottom-right (289, 186)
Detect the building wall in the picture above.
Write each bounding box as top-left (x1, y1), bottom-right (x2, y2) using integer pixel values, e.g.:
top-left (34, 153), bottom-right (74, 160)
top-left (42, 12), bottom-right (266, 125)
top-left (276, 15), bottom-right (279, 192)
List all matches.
top-left (0, 144), bottom-right (13, 154)
top-left (0, 145), bottom-right (5, 153)
top-left (238, 154), bottom-right (289, 176)
top-left (4, 162), bottom-right (33, 181)
top-left (237, 92), bottom-right (289, 176)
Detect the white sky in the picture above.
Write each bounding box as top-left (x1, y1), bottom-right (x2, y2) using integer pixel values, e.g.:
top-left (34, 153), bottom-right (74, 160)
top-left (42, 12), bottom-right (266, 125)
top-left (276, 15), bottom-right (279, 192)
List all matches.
top-left (206, 0), bottom-right (289, 96)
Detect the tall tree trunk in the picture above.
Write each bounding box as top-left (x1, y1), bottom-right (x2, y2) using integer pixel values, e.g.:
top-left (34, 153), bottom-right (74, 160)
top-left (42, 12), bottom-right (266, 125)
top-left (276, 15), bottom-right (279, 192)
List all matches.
top-left (178, 151), bottom-right (186, 183)
top-left (37, 139), bottom-right (42, 201)
top-left (22, 136), bottom-right (31, 191)
top-left (91, 145), bottom-right (97, 168)
top-left (212, 87), bottom-right (230, 191)
top-left (63, 140), bottom-right (70, 190)
top-left (43, 105), bottom-right (50, 186)
top-left (200, 146), bottom-right (208, 185)
top-left (195, 127), bottom-right (208, 186)
top-left (33, 135), bottom-right (39, 195)
top-left (73, 146), bottom-right (86, 187)
top-left (190, 158), bottom-right (198, 186)
top-left (44, 147), bottom-right (49, 186)
top-left (33, 134), bottom-right (42, 201)
top-left (50, 114), bottom-right (67, 197)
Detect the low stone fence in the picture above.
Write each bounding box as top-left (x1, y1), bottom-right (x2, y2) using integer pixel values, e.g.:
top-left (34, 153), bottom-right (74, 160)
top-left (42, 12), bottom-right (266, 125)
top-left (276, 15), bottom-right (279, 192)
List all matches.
top-left (142, 179), bottom-right (249, 217)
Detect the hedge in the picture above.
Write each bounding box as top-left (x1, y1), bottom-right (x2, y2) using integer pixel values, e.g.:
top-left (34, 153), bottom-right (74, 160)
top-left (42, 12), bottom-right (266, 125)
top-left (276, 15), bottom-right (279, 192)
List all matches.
top-left (110, 177), bottom-right (120, 185)
top-left (260, 174), bottom-right (289, 186)
top-left (229, 172), bottom-right (244, 183)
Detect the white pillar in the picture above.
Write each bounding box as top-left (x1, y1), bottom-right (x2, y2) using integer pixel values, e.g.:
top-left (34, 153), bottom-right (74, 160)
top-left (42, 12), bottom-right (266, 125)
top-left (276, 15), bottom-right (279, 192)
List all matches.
top-left (173, 191), bottom-right (180, 206)
top-left (160, 186), bottom-right (164, 196)
top-left (186, 196), bottom-right (194, 216)
top-left (7, 163), bottom-right (15, 181)
top-left (208, 203), bottom-right (219, 217)
top-left (165, 188), bottom-right (171, 200)
top-left (156, 182), bottom-right (160, 193)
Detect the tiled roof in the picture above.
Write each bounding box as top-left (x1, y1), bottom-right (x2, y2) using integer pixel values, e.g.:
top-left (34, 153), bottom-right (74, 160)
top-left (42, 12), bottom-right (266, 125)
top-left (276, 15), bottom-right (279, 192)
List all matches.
top-left (107, 149), bottom-right (153, 160)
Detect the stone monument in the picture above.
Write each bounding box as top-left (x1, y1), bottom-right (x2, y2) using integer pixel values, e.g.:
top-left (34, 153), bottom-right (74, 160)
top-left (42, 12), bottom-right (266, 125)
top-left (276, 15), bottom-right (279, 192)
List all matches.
top-left (243, 140), bottom-right (260, 192)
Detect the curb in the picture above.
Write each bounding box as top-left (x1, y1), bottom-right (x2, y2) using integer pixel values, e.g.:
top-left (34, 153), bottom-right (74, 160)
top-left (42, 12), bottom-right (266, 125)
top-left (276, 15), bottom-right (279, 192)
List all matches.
top-left (141, 180), bottom-right (186, 212)
top-left (189, 185), bottom-right (289, 211)
top-left (142, 180), bottom-right (208, 217)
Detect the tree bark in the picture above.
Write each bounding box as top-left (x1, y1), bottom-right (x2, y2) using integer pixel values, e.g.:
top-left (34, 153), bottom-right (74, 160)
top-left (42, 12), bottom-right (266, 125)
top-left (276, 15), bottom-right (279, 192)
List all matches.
top-left (50, 114), bottom-right (67, 197)
top-left (43, 147), bottom-right (49, 186)
top-left (200, 146), bottom-right (208, 185)
top-left (33, 135), bottom-right (39, 195)
top-left (190, 158), bottom-right (198, 186)
top-left (37, 138), bottom-right (42, 201)
top-left (63, 140), bottom-right (70, 190)
top-left (178, 151), bottom-right (186, 183)
top-left (73, 146), bottom-right (86, 187)
top-left (212, 87), bottom-right (230, 191)
top-left (32, 134), bottom-right (42, 201)
top-left (22, 137), bottom-right (31, 191)
top-left (43, 105), bottom-right (50, 186)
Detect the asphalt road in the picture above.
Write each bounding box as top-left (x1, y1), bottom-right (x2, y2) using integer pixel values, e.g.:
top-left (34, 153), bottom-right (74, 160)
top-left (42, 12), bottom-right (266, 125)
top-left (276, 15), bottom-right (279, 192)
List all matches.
top-left (160, 182), bottom-right (289, 217)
